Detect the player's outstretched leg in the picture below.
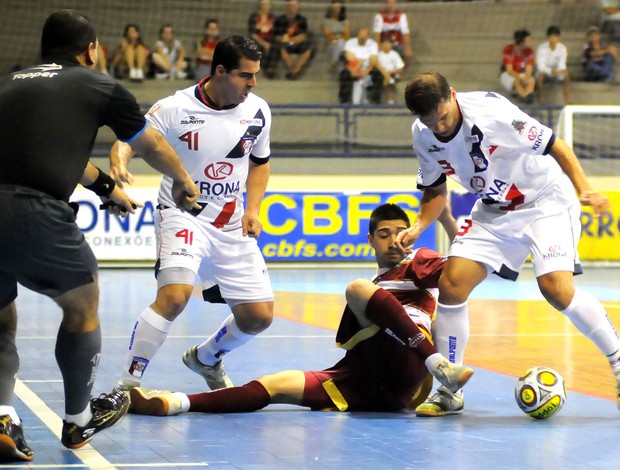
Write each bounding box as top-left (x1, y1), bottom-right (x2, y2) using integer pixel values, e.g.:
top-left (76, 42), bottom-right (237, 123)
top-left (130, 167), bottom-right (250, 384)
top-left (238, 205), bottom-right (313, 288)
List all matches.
top-left (129, 388), bottom-right (184, 416)
top-left (61, 390), bottom-right (130, 449)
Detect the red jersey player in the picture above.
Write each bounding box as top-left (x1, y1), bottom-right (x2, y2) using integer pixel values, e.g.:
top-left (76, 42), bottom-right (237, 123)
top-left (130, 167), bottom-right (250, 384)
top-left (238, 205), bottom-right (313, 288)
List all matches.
top-left (128, 203), bottom-right (473, 416)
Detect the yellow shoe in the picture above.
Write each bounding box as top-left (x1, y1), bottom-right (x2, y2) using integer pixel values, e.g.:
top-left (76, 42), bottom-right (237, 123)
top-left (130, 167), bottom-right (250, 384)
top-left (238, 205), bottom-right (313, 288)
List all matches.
top-left (415, 386), bottom-right (464, 417)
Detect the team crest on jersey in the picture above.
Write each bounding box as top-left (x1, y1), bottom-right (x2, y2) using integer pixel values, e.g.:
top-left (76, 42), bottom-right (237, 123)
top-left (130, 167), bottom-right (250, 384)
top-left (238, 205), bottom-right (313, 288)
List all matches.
top-left (511, 119), bottom-right (527, 134)
top-left (241, 136), bottom-right (256, 156)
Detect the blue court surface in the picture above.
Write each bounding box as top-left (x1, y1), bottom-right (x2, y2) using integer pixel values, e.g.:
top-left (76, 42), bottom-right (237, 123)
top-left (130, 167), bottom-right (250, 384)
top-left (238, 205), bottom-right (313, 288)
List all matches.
top-left (8, 265), bottom-right (620, 469)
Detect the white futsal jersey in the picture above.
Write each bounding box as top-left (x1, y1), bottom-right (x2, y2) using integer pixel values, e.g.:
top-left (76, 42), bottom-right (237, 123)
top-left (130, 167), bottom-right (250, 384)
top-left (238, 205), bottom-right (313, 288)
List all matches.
top-left (412, 91), bottom-right (577, 212)
top-left (146, 79), bottom-right (271, 229)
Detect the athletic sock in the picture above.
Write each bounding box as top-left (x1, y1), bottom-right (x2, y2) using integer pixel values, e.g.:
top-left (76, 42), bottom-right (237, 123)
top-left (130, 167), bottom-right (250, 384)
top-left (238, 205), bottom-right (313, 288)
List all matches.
top-left (188, 380), bottom-right (270, 413)
top-left (561, 288), bottom-right (620, 364)
top-left (435, 301), bottom-right (470, 365)
top-left (0, 330), bottom-right (19, 406)
top-left (55, 325), bottom-right (101, 417)
top-left (119, 307), bottom-right (172, 385)
top-left (0, 406), bottom-right (20, 425)
top-left (196, 315), bottom-right (255, 366)
top-left (363, 288), bottom-right (438, 360)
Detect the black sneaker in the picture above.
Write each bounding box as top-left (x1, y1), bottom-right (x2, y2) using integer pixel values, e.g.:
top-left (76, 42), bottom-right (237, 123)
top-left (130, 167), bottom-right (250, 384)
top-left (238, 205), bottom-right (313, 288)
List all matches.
top-left (61, 390), bottom-right (130, 449)
top-left (0, 415), bottom-right (33, 462)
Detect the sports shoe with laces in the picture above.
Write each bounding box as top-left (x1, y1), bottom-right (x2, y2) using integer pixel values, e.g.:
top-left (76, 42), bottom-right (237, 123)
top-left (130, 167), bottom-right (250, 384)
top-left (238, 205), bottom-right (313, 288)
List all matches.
top-left (430, 359), bottom-right (474, 393)
top-left (415, 386), bottom-right (464, 417)
top-left (182, 345), bottom-right (234, 390)
top-left (61, 390), bottom-right (130, 449)
top-left (129, 387), bottom-right (183, 416)
top-left (0, 415), bottom-right (33, 462)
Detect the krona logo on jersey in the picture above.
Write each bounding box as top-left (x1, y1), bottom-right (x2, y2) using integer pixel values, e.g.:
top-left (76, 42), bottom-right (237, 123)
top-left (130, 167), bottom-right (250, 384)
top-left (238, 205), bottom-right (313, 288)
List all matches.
top-left (198, 162), bottom-right (239, 196)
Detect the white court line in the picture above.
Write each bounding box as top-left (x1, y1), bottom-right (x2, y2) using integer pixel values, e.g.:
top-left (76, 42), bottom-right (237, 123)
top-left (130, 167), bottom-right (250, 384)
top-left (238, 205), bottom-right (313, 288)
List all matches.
top-left (13, 379), bottom-right (116, 470)
top-left (12, 380), bottom-right (210, 469)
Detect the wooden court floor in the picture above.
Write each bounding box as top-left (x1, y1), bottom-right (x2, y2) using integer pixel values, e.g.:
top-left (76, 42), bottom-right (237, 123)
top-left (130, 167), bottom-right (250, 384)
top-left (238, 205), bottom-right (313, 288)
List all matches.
top-left (8, 264), bottom-right (620, 469)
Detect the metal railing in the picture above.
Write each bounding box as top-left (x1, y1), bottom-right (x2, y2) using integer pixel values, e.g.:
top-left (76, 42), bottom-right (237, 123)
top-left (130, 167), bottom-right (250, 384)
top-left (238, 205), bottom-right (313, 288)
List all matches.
top-left (94, 103), bottom-right (563, 158)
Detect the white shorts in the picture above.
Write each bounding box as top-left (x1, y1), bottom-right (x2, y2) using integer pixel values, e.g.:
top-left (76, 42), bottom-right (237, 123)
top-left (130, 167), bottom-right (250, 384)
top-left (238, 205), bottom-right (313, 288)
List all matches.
top-left (155, 208), bottom-right (273, 303)
top-left (449, 200), bottom-right (582, 280)
top-left (500, 71), bottom-right (523, 92)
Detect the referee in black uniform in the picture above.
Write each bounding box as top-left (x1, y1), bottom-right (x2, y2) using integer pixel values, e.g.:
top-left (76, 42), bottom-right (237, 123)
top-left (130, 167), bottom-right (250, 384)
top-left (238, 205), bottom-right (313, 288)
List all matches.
top-left (0, 10), bottom-right (199, 462)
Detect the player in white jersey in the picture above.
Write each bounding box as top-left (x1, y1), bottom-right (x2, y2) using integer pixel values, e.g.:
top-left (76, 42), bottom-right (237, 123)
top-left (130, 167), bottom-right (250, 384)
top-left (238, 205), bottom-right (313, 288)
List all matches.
top-left (110, 36), bottom-right (275, 392)
top-left (396, 71), bottom-right (620, 416)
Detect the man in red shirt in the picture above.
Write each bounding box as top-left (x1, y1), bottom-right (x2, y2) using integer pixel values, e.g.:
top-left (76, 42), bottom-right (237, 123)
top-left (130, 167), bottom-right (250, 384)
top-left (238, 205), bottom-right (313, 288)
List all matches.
top-left (500, 29), bottom-right (536, 103)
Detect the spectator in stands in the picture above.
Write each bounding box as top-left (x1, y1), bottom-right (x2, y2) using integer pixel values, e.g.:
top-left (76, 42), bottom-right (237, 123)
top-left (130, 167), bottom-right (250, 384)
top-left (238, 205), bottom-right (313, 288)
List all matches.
top-left (373, 0), bottom-right (413, 66)
top-left (601, 0), bottom-right (620, 42)
top-left (376, 38), bottom-right (405, 104)
top-left (248, 0), bottom-right (278, 79)
top-left (194, 18), bottom-right (220, 82)
top-left (274, 0), bottom-right (314, 80)
top-left (322, 1), bottom-right (350, 72)
top-left (339, 27), bottom-right (383, 105)
top-left (500, 29), bottom-right (535, 103)
top-left (152, 24), bottom-right (188, 80)
top-left (536, 26), bottom-right (572, 104)
top-left (111, 24), bottom-right (149, 82)
top-left (583, 25), bottom-right (618, 82)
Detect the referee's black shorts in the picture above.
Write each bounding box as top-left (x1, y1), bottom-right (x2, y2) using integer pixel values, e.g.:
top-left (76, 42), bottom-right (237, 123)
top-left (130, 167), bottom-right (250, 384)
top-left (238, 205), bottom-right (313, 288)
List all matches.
top-left (0, 185), bottom-right (97, 308)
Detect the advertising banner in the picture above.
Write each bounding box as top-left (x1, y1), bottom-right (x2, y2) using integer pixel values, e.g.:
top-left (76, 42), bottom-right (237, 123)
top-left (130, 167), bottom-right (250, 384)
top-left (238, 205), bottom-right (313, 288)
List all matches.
top-left (72, 189), bottom-right (438, 262)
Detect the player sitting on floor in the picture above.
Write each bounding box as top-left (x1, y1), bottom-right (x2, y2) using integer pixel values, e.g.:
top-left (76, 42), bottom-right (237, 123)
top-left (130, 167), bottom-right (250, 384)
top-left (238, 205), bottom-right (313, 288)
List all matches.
top-left (128, 203), bottom-right (473, 416)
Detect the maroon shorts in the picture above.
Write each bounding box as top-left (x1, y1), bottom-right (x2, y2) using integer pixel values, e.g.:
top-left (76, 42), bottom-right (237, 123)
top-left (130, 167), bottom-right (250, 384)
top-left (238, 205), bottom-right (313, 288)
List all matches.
top-left (302, 328), bottom-right (432, 412)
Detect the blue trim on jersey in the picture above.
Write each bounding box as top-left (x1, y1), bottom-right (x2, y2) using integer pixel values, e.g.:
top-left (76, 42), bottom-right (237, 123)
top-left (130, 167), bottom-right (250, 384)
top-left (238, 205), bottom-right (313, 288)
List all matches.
top-left (121, 122), bottom-right (147, 143)
top-left (543, 132), bottom-right (556, 155)
top-left (417, 173), bottom-right (446, 190)
top-left (250, 154), bottom-right (270, 165)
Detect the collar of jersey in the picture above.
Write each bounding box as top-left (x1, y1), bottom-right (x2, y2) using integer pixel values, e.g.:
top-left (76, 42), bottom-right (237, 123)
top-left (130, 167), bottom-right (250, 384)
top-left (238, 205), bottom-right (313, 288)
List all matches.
top-left (195, 76), bottom-right (238, 111)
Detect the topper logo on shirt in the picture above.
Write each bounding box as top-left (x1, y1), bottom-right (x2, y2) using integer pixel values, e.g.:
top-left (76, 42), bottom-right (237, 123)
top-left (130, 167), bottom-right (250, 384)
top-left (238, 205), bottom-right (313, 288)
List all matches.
top-left (204, 161), bottom-right (233, 180)
top-left (427, 144), bottom-right (445, 153)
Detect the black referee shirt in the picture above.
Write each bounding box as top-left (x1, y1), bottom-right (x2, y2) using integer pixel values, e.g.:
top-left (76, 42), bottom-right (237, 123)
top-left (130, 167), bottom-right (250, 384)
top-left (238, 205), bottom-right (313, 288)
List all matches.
top-left (0, 57), bottom-right (146, 201)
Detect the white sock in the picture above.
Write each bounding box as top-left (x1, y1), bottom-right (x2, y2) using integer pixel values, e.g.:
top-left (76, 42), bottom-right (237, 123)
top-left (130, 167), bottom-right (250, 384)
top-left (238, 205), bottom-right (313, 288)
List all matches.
top-left (435, 302), bottom-right (470, 365)
top-left (119, 307), bottom-right (173, 385)
top-left (173, 392), bottom-right (191, 412)
top-left (561, 289), bottom-right (620, 365)
top-left (424, 352), bottom-right (445, 371)
top-left (64, 406), bottom-right (92, 427)
top-left (196, 315), bottom-right (255, 366)
top-left (0, 406), bottom-right (20, 425)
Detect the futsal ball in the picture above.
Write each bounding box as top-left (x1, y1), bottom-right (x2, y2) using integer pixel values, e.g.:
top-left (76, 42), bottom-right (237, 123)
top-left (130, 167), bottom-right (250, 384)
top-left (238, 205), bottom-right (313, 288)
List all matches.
top-left (514, 366), bottom-right (567, 419)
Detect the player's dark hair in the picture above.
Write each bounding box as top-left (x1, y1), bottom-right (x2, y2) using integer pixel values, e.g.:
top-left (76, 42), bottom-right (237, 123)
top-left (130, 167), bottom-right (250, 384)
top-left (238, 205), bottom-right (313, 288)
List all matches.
top-left (211, 35), bottom-right (262, 75)
top-left (369, 204), bottom-right (410, 235)
top-left (546, 25), bottom-right (561, 37)
top-left (40, 10), bottom-right (97, 61)
top-left (159, 24), bottom-right (174, 37)
top-left (513, 29), bottom-right (531, 45)
top-left (404, 71), bottom-right (451, 117)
